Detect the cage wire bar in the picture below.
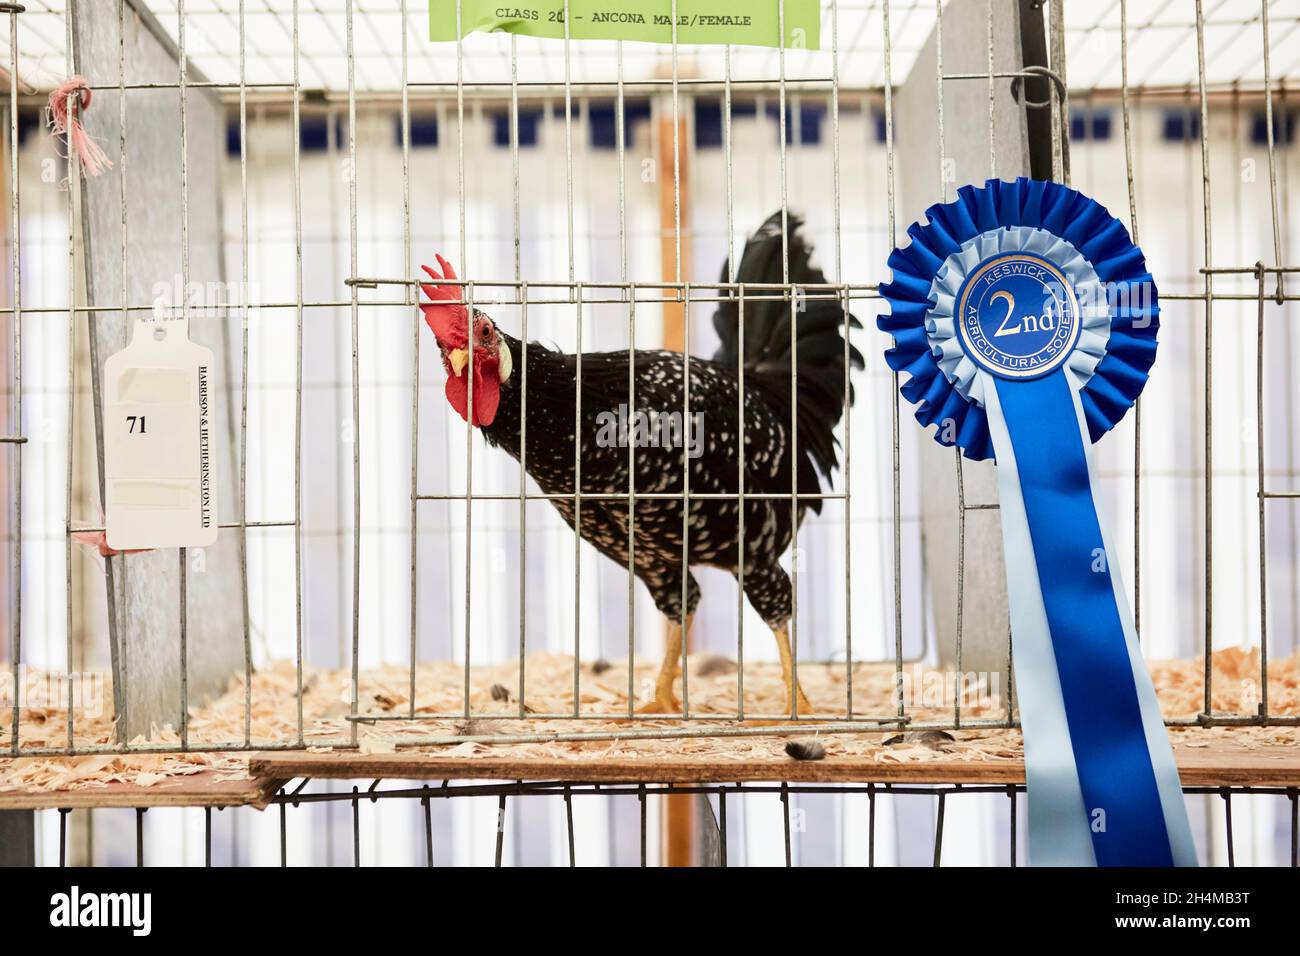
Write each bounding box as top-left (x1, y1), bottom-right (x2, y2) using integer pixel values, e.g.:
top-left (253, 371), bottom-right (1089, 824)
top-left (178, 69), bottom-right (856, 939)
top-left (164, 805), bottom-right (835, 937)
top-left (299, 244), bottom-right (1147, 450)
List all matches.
top-left (3, 1), bottom-right (22, 759)
top-left (62, 6), bottom-right (77, 755)
top-left (0, 0), bottom-right (1296, 765)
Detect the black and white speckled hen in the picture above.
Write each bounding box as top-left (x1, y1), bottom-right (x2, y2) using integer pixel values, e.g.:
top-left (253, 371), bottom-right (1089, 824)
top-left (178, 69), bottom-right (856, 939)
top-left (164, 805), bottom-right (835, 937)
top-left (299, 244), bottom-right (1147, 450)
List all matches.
top-left (420, 212), bottom-right (862, 717)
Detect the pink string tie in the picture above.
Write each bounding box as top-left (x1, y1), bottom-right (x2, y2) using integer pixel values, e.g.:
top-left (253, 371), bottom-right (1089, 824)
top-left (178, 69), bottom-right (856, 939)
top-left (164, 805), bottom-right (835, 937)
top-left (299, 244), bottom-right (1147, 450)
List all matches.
top-left (47, 75), bottom-right (112, 178)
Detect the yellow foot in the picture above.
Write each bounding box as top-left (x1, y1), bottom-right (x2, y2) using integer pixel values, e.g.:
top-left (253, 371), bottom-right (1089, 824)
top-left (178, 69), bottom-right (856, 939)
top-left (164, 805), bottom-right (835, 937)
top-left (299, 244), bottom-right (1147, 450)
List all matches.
top-left (635, 693), bottom-right (682, 715)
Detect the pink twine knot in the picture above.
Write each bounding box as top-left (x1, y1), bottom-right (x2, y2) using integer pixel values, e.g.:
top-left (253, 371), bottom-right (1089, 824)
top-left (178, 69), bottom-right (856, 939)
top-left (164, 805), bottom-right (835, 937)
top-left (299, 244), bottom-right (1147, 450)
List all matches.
top-left (47, 75), bottom-right (112, 178)
top-left (72, 508), bottom-right (151, 561)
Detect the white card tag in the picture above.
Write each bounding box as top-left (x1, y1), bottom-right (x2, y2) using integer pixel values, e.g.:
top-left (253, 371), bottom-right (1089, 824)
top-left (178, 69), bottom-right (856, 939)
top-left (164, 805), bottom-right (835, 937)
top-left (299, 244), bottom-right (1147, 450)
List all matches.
top-left (104, 317), bottom-right (219, 550)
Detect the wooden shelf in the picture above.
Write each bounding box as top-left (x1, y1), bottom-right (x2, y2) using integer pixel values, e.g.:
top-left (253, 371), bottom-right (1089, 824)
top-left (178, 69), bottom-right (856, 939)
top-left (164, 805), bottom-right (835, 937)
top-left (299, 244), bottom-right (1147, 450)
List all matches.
top-left (249, 743), bottom-right (1300, 789)
top-left (0, 770), bottom-right (285, 811)
top-left (3, 741), bottom-right (1296, 810)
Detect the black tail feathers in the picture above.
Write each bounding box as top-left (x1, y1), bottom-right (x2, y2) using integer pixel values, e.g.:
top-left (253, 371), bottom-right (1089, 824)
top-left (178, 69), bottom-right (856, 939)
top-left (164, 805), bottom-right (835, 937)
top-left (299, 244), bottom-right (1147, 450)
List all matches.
top-left (711, 211), bottom-right (864, 492)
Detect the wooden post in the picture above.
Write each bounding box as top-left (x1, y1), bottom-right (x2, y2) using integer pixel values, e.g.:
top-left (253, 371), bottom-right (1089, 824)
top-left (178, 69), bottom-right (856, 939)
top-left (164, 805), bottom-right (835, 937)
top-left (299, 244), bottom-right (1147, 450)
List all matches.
top-left (658, 114), bottom-right (690, 351)
top-left (657, 110), bottom-right (694, 866)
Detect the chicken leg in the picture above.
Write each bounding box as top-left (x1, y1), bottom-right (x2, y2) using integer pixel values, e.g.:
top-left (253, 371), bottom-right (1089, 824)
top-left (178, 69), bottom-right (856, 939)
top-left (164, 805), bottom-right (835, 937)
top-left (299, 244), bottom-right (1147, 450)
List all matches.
top-left (740, 622), bottom-right (814, 725)
top-left (637, 614), bottom-right (693, 714)
top-left (771, 622), bottom-right (814, 717)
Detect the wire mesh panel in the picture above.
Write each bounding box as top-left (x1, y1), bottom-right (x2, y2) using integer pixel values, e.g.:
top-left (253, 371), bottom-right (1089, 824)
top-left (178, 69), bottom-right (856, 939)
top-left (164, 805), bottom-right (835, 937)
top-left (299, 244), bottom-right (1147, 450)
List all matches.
top-left (0, 0), bottom-right (1298, 868)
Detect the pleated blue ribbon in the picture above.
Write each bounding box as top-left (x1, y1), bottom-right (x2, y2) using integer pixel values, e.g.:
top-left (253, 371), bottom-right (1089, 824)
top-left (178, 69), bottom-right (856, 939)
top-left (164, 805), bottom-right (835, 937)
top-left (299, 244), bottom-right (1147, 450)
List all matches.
top-left (879, 178), bottom-right (1197, 867)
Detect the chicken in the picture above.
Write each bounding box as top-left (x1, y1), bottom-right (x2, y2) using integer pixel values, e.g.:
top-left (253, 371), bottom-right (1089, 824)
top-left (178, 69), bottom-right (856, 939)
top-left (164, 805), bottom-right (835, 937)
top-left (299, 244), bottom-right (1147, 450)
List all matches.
top-left (420, 212), bottom-right (862, 717)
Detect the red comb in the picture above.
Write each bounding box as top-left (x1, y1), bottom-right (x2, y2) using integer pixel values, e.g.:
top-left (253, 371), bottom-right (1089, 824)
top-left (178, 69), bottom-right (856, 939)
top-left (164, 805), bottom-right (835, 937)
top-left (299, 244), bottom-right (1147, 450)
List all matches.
top-left (419, 254), bottom-right (468, 346)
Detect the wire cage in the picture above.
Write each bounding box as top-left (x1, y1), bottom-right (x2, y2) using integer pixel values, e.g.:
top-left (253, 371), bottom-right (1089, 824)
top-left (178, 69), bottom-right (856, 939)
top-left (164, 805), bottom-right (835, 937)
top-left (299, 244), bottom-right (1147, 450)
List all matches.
top-left (0, 0), bottom-right (1299, 866)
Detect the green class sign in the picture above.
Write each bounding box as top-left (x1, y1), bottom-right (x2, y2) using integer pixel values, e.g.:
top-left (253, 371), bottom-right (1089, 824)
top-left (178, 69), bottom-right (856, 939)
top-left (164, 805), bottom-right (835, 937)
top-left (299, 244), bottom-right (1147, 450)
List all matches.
top-left (429, 1), bottom-right (822, 50)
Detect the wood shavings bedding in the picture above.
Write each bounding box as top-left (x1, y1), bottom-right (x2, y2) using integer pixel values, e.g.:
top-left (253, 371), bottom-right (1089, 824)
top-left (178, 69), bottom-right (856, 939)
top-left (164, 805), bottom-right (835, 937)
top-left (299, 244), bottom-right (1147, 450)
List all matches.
top-left (1, 646), bottom-right (1295, 793)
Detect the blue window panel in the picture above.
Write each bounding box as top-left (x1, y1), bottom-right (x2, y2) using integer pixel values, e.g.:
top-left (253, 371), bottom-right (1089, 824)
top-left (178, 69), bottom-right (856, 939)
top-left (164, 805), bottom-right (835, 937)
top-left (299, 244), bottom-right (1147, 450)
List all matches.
top-left (1162, 109), bottom-right (1200, 142)
top-left (17, 109), bottom-right (39, 146)
top-left (1091, 111), bottom-right (1113, 141)
top-left (299, 116), bottom-right (343, 152)
top-left (872, 109), bottom-right (887, 144)
top-left (695, 99), bottom-right (723, 148)
top-left (588, 104), bottom-right (616, 148)
top-left (801, 105), bottom-right (824, 145)
top-left (1070, 109), bottom-right (1087, 142)
top-left (1251, 110), bottom-right (1295, 145)
top-left (694, 99), bottom-right (760, 149)
top-left (402, 114), bottom-right (439, 147)
top-left (489, 109), bottom-right (542, 147)
top-left (764, 103), bottom-right (826, 145)
top-left (1071, 109), bottom-right (1114, 142)
top-left (15, 109), bottom-right (39, 146)
top-left (588, 99), bottom-right (651, 149)
top-left (227, 119), bottom-right (242, 156)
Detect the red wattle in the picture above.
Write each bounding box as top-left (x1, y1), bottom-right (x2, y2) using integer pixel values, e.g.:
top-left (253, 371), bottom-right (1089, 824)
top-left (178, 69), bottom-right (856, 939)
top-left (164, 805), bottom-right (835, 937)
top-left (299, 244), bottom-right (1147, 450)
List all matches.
top-left (444, 365), bottom-right (501, 427)
top-left (471, 374), bottom-right (500, 426)
top-left (445, 373), bottom-right (469, 422)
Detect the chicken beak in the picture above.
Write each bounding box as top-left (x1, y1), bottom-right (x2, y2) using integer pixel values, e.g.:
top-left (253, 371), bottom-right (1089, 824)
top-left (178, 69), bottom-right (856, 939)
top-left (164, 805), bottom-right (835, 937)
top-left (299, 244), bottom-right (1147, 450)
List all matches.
top-left (448, 347), bottom-right (469, 377)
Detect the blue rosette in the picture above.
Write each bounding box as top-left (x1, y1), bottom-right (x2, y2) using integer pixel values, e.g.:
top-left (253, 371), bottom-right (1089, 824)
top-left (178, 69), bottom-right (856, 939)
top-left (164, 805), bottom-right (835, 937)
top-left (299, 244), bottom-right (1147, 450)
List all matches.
top-left (878, 178), bottom-right (1195, 868)
top-left (879, 176), bottom-right (1159, 461)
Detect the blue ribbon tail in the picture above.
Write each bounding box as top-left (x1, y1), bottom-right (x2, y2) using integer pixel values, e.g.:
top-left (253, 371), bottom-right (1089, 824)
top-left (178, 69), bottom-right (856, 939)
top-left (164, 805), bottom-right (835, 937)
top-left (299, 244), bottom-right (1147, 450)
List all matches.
top-left (985, 369), bottom-right (1198, 866)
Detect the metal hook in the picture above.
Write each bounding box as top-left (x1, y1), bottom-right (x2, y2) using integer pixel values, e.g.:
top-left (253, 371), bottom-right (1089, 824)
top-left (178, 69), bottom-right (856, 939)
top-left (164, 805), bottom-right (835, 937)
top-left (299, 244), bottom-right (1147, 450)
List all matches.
top-left (1010, 65), bottom-right (1068, 110)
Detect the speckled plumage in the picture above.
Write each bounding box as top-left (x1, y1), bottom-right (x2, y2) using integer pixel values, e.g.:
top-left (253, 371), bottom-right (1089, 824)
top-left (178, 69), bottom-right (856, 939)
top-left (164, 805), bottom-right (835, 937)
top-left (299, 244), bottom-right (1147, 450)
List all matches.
top-left (474, 213), bottom-right (864, 628)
